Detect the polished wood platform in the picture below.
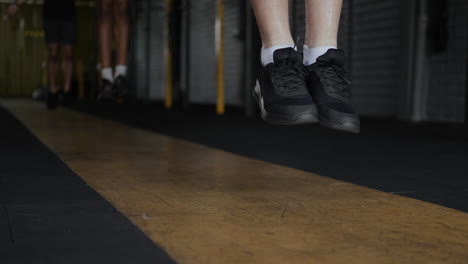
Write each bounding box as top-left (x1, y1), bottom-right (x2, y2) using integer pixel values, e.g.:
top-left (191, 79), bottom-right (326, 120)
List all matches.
top-left (4, 99), bottom-right (468, 264)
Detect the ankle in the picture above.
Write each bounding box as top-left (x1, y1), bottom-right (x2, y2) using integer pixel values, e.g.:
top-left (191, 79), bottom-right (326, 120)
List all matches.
top-left (261, 44), bottom-right (295, 66)
top-left (303, 45), bottom-right (337, 66)
top-left (115, 65), bottom-right (127, 78)
top-left (101, 67), bottom-right (114, 83)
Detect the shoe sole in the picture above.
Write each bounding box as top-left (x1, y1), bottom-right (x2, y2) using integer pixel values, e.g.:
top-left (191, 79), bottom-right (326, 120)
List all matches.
top-left (253, 81), bottom-right (318, 125)
top-left (319, 115), bottom-right (360, 133)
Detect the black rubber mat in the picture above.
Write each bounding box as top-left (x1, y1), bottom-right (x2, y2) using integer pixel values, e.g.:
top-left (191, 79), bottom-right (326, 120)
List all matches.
top-left (70, 100), bottom-right (468, 213)
top-left (0, 106), bottom-right (175, 264)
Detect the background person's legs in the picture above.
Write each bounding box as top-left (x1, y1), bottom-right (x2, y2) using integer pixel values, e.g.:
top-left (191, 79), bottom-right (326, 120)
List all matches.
top-left (47, 44), bottom-right (59, 93)
top-left (113, 0), bottom-right (129, 78)
top-left (62, 45), bottom-right (74, 93)
top-left (46, 43), bottom-right (60, 109)
top-left (303, 0), bottom-right (342, 65)
top-left (97, 0), bottom-right (114, 82)
top-left (251, 0), bottom-right (294, 65)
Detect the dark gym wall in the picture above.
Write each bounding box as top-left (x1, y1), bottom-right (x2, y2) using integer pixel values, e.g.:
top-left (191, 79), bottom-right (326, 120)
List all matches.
top-left (187, 0), bottom-right (217, 104)
top-left (0, 2), bottom-right (46, 97)
top-left (223, 0), bottom-right (244, 106)
top-left (186, 0), bottom-right (245, 106)
top-left (426, 0), bottom-right (467, 122)
top-left (131, 0), bottom-right (167, 100)
top-left (148, 1), bottom-right (167, 100)
top-left (349, 0), bottom-right (402, 117)
top-left (0, 1), bottom-right (96, 97)
top-left (132, 0), bottom-right (149, 99)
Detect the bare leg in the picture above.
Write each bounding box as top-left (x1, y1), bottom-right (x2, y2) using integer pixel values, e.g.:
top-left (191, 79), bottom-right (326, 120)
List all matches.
top-left (62, 45), bottom-right (74, 93)
top-left (47, 44), bottom-right (59, 93)
top-left (97, 0), bottom-right (113, 68)
top-left (303, 0), bottom-right (360, 133)
top-left (250, 0), bottom-right (293, 48)
top-left (113, 0), bottom-right (129, 66)
top-left (250, 0), bottom-right (317, 126)
top-left (304, 0), bottom-right (342, 48)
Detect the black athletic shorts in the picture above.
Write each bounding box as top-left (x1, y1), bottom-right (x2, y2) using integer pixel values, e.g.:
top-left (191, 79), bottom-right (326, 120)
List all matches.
top-left (43, 19), bottom-right (76, 45)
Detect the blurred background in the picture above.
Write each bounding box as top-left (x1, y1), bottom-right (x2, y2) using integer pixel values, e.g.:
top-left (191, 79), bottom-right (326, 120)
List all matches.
top-left (0, 0), bottom-right (467, 123)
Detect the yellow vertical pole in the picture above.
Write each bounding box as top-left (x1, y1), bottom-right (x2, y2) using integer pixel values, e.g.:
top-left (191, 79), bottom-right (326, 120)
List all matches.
top-left (216, 0), bottom-right (225, 115)
top-left (165, 0), bottom-right (173, 109)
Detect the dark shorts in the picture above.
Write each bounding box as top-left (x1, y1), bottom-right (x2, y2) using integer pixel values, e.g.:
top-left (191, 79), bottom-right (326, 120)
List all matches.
top-left (43, 19), bottom-right (76, 45)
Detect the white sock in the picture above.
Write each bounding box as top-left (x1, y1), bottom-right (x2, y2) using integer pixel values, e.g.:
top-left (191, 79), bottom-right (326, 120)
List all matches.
top-left (303, 45), bottom-right (337, 66)
top-left (115, 65), bottom-right (127, 78)
top-left (101, 67), bottom-right (114, 83)
top-left (261, 44), bottom-right (295, 66)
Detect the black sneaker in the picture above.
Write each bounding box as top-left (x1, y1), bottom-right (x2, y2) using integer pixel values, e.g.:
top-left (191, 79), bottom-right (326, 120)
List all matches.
top-left (46, 91), bottom-right (59, 110)
top-left (306, 49), bottom-right (360, 133)
top-left (253, 48), bottom-right (318, 125)
top-left (113, 75), bottom-right (129, 102)
top-left (97, 79), bottom-right (115, 102)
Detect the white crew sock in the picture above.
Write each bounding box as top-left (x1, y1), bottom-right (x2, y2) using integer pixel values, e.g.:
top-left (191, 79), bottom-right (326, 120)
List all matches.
top-left (261, 44), bottom-right (295, 66)
top-left (115, 65), bottom-right (127, 78)
top-left (303, 45), bottom-right (337, 66)
top-left (101, 67), bottom-right (114, 83)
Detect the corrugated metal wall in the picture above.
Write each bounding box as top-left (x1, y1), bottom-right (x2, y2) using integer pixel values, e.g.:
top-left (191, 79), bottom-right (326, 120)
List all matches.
top-left (223, 0), bottom-right (244, 106)
top-left (188, 0), bottom-right (217, 104)
top-left (132, 0), bottom-right (149, 99)
top-left (185, 0), bottom-right (244, 106)
top-left (350, 0), bottom-right (402, 117)
top-left (132, 0), bottom-right (167, 100)
top-left (148, 1), bottom-right (167, 100)
top-left (426, 0), bottom-right (467, 122)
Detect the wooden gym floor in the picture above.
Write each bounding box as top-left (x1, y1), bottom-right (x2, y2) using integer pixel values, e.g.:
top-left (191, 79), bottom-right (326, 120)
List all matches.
top-left (2, 99), bottom-right (468, 264)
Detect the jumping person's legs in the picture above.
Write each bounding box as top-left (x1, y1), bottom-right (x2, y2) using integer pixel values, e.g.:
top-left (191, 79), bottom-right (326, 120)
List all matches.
top-left (97, 0), bottom-right (114, 83)
top-left (251, 0), bottom-right (295, 65)
top-left (96, 0), bottom-right (116, 100)
top-left (61, 44), bottom-right (76, 105)
top-left (46, 43), bottom-right (60, 110)
top-left (57, 18), bottom-right (77, 105)
top-left (303, 0), bottom-right (360, 133)
top-left (251, 0), bottom-right (293, 48)
top-left (112, 0), bottom-right (129, 98)
top-left (250, 0), bottom-right (318, 125)
top-left (47, 44), bottom-right (60, 93)
top-left (303, 0), bottom-right (341, 65)
top-left (62, 45), bottom-right (73, 93)
top-left (42, 2), bottom-right (76, 109)
top-left (113, 0), bottom-right (128, 78)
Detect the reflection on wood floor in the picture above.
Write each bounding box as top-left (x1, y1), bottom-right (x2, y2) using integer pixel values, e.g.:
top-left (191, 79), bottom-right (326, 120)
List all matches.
top-left (4, 99), bottom-right (468, 264)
